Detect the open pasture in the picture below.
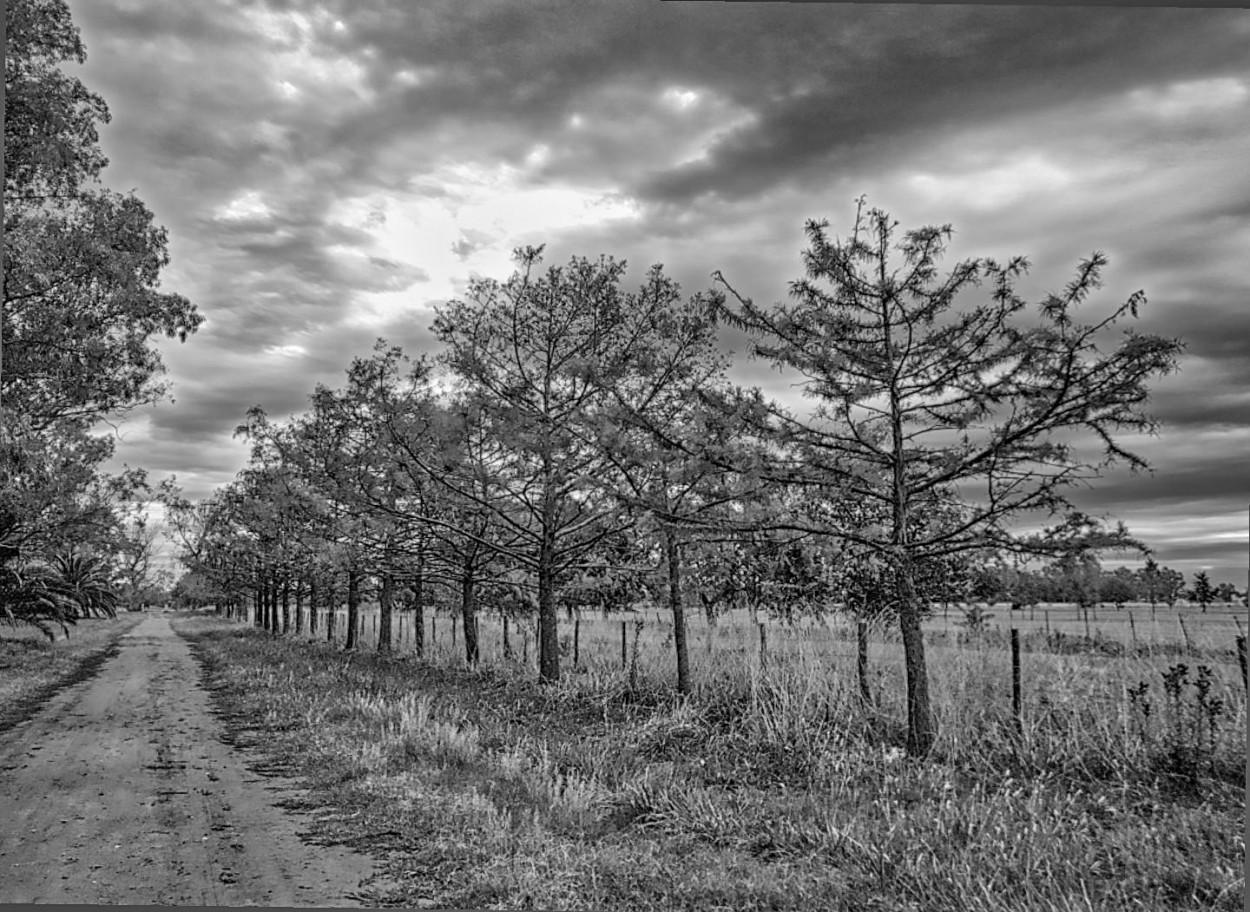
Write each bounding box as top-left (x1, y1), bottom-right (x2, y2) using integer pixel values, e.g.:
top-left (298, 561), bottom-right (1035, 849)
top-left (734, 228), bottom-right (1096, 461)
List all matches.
top-left (264, 600), bottom-right (1247, 763)
top-left (276, 598), bottom-right (1246, 670)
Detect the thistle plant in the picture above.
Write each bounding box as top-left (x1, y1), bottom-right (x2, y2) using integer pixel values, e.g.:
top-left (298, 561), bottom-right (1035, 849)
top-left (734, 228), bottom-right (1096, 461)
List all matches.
top-left (1132, 663), bottom-right (1227, 780)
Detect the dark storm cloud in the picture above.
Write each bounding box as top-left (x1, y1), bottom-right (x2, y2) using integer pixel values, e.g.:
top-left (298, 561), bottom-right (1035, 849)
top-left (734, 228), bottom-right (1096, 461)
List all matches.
top-left (1070, 451), bottom-right (1246, 513)
top-left (628, 9), bottom-right (1250, 204)
top-left (246, 3), bottom-right (1250, 213)
top-left (147, 312), bottom-right (444, 452)
top-left (65, 1), bottom-right (1247, 577)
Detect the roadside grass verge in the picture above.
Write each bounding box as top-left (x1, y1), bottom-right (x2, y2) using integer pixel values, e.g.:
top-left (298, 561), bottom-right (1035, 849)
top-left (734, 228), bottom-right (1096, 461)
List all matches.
top-left (177, 612), bottom-right (1246, 911)
top-left (0, 613), bottom-right (147, 732)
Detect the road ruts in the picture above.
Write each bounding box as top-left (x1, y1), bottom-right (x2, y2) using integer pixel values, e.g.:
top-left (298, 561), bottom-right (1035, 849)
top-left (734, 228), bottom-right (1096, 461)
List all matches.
top-left (0, 614), bottom-right (377, 906)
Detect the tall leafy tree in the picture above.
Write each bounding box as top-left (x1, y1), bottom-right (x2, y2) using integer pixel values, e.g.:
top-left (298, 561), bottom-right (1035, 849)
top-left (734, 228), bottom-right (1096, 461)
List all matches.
top-left (1190, 570), bottom-right (1214, 613)
top-left (588, 274), bottom-right (747, 694)
top-left (434, 247), bottom-right (698, 683)
top-left (3, 0), bottom-right (200, 616)
top-left (713, 199), bottom-right (1182, 755)
top-left (1136, 557), bottom-right (1163, 610)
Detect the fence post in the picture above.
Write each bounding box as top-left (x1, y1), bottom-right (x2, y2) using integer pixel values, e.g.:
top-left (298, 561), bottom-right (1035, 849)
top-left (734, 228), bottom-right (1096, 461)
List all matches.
top-left (758, 622), bottom-right (768, 668)
top-left (1011, 628), bottom-right (1022, 736)
top-left (621, 620), bottom-right (628, 669)
top-left (629, 620), bottom-right (644, 691)
top-left (574, 614), bottom-right (581, 668)
top-left (1128, 612), bottom-right (1138, 652)
top-left (1178, 614), bottom-right (1192, 654)
top-left (856, 620), bottom-right (871, 706)
top-left (1237, 636), bottom-right (1247, 691)
top-left (1083, 606), bottom-right (1090, 641)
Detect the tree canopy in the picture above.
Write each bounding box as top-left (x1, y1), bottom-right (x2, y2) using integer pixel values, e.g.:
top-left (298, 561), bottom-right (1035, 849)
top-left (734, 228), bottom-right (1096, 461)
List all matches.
top-left (712, 198), bottom-right (1183, 754)
top-left (2, 0), bottom-right (200, 635)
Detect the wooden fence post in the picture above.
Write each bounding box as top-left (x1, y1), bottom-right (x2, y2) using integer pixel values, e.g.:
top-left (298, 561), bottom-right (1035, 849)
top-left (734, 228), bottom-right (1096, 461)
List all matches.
top-left (856, 620), bottom-right (871, 706)
top-left (621, 620), bottom-right (628, 669)
top-left (629, 620), bottom-right (644, 691)
top-left (1128, 612), bottom-right (1138, 652)
top-left (758, 622), bottom-right (768, 668)
top-left (1237, 636), bottom-right (1247, 691)
top-left (1178, 614), bottom-right (1192, 654)
top-left (1011, 628), bottom-right (1022, 736)
top-left (574, 614), bottom-right (581, 668)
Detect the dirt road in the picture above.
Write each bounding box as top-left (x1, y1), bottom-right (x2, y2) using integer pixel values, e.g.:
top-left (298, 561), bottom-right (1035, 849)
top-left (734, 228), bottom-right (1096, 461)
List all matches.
top-left (0, 614), bottom-right (377, 907)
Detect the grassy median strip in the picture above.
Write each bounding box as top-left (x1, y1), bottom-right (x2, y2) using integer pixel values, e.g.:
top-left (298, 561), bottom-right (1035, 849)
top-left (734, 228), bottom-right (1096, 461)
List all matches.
top-left (177, 612), bottom-right (1245, 911)
top-left (0, 613), bottom-right (148, 733)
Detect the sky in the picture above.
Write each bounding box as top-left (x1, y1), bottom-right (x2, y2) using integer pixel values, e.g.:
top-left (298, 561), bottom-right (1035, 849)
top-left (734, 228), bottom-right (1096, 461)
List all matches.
top-left (66, 1), bottom-right (1249, 586)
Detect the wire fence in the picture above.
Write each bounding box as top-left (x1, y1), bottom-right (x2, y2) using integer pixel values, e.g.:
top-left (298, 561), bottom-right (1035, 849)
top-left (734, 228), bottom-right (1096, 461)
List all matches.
top-left (243, 599), bottom-right (1246, 668)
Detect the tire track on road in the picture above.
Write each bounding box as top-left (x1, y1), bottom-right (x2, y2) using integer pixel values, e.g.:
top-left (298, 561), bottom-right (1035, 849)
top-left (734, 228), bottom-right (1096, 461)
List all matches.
top-left (0, 614), bottom-right (377, 906)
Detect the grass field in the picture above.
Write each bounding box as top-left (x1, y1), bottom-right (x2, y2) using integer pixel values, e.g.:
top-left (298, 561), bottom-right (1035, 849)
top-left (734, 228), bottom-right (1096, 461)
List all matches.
top-left (183, 602), bottom-right (1247, 910)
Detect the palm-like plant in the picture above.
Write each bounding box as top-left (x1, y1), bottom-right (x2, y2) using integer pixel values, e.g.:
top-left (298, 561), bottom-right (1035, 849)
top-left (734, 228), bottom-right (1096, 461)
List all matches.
top-left (51, 549), bottom-right (120, 618)
top-left (0, 548), bottom-right (119, 640)
top-left (0, 560), bottom-right (80, 640)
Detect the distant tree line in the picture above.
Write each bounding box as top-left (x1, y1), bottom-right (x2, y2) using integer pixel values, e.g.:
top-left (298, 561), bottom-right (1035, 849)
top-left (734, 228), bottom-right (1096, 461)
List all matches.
top-left (968, 558), bottom-right (1241, 612)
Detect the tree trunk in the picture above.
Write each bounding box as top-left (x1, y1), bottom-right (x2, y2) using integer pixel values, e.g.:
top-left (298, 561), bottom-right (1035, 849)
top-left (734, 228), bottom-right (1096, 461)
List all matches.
top-left (281, 580), bottom-right (291, 635)
top-left (326, 572), bottom-right (336, 644)
top-left (888, 326), bottom-right (936, 755)
top-left (413, 558), bottom-right (425, 658)
top-left (537, 531), bottom-right (560, 683)
top-left (378, 572), bottom-right (393, 654)
top-left (252, 582), bottom-right (262, 628)
top-left (294, 579), bottom-right (304, 635)
top-left (308, 574), bottom-right (318, 635)
top-left (345, 566), bottom-right (360, 650)
top-left (461, 570), bottom-right (480, 665)
top-left (263, 578), bottom-right (274, 632)
top-left (896, 561), bottom-right (936, 755)
top-left (664, 530), bottom-right (690, 696)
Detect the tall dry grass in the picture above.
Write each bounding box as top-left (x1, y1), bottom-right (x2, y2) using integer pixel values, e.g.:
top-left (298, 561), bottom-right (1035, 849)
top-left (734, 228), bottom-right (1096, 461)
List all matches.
top-left (181, 606), bottom-right (1246, 911)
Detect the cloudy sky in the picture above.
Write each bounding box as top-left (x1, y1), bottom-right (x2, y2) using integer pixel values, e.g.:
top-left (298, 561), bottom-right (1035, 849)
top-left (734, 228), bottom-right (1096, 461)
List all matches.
top-left (69, 1), bottom-right (1249, 585)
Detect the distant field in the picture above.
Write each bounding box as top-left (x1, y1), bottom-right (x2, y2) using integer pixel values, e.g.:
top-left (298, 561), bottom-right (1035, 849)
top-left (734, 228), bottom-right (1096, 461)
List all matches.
top-left (267, 598), bottom-right (1247, 666)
